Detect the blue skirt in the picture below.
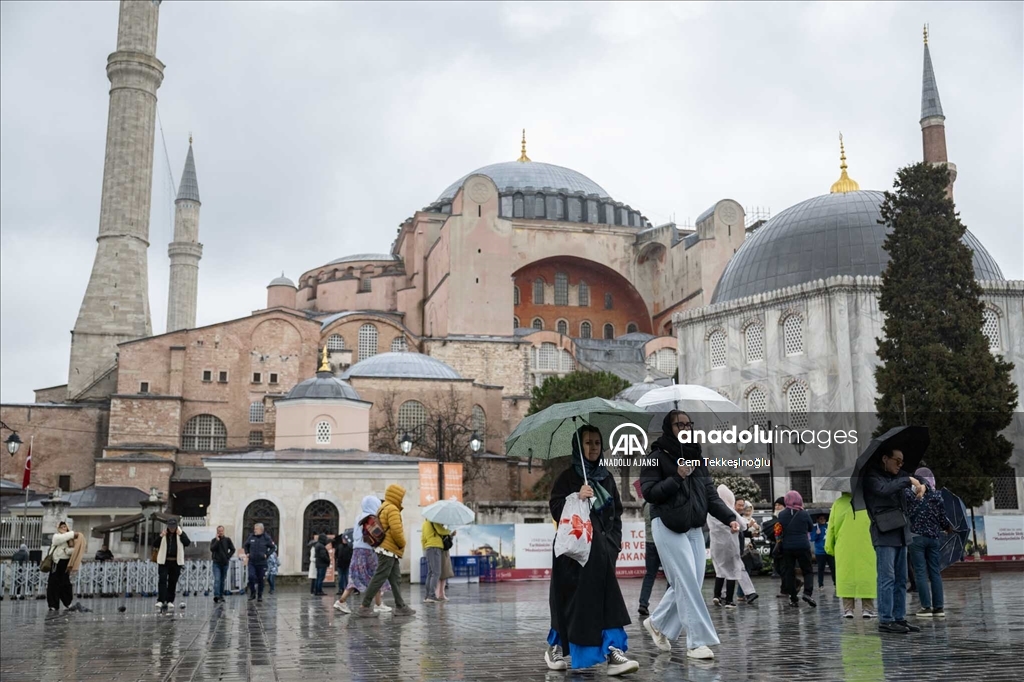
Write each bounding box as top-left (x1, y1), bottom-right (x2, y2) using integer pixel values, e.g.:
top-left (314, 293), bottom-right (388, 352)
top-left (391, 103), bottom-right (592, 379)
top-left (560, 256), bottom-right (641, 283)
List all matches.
top-left (547, 627), bottom-right (628, 670)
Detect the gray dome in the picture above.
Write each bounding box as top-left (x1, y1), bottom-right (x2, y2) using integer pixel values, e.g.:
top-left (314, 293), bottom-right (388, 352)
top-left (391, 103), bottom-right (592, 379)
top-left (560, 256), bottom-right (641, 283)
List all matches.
top-left (341, 352), bottom-right (462, 380)
top-left (285, 372), bottom-right (362, 401)
top-left (268, 275), bottom-right (295, 288)
top-left (436, 161), bottom-right (610, 203)
top-left (326, 253), bottom-right (398, 266)
top-left (711, 190), bottom-right (1005, 304)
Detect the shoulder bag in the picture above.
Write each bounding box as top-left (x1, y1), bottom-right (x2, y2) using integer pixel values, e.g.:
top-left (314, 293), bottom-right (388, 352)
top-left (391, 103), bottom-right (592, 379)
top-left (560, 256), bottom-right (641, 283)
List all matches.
top-left (873, 508), bottom-right (907, 533)
top-left (39, 545), bottom-right (56, 573)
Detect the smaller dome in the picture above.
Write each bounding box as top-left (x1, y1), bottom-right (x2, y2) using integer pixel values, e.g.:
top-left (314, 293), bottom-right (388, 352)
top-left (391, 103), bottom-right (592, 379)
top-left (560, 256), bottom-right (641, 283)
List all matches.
top-left (285, 371), bottom-right (362, 401)
top-left (342, 352), bottom-right (462, 380)
top-left (268, 274), bottom-right (295, 288)
top-left (327, 253), bottom-right (398, 266)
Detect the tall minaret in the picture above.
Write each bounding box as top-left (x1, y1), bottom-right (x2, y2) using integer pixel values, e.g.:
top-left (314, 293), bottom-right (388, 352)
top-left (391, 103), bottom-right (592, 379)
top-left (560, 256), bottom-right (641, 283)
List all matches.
top-left (166, 139), bottom-right (203, 332)
top-left (920, 24), bottom-right (956, 198)
top-left (68, 0), bottom-right (164, 399)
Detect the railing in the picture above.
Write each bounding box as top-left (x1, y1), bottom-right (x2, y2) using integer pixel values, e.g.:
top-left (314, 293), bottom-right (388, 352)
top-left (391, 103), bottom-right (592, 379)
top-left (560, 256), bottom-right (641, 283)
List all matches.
top-left (177, 516), bottom-right (209, 527)
top-left (0, 516), bottom-right (42, 557)
top-left (0, 557), bottom-right (247, 600)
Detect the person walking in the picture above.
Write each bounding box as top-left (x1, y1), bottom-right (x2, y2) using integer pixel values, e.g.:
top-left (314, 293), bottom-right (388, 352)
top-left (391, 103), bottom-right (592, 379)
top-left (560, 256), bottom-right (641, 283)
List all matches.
top-left (637, 500), bottom-right (666, 618)
top-left (863, 447), bottom-right (925, 634)
top-left (825, 491), bottom-right (877, 619)
top-left (639, 411), bottom-right (739, 661)
top-left (11, 543), bottom-right (29, 600)
top-left (778, 491), bottom-right (816, 609)
top-left (422, 519), bottom-right (451, 604)
top-left (736, 499), bottom-right (760, 602)
top-left (709, 484), bottom-right (758, 608)
top-left (333, 533), bottom-right (352, 598)
top-left (46, 522), bottom-right (85, 613)
top-left (905, 467), bottom-right (951, 618)
top-left (313, 533), bottom-right (331, 596)
top-left (546, 424), bottom-right (638, 676)
top-left (812, 514), bottom-right (836, 593)
top-left (307, 532), bottom-right (318, 595)
top-left (334, 495), bottom-right (389, 614)
top-left (242, 522), bottom-right (276, 603)
top-left (356, 484), bottom-right (416, 618)
top-left (156, 519), bottom-right (192, 613)
top-left (210, 525), bottom-right (235, 603)
top-left (266, 550), bottom-right (279, 595)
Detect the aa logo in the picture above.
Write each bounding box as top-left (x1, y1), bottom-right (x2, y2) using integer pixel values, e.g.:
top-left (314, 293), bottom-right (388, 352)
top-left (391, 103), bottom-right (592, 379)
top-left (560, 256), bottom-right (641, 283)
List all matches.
top-left (609, 423), bottom-right (649, 457)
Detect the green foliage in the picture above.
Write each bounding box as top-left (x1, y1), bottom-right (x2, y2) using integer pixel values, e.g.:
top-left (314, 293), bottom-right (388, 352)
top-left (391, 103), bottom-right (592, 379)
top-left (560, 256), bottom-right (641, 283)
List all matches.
top-left (874, 163), bottom-right (1017, 507)
top-left (709, 470), bottom-right (763, 503)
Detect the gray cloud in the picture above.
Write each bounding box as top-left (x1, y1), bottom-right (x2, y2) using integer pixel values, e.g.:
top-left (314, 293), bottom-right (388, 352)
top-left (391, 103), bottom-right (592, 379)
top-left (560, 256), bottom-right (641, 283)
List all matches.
top-left (2, 1), bottom-right (1021, 402)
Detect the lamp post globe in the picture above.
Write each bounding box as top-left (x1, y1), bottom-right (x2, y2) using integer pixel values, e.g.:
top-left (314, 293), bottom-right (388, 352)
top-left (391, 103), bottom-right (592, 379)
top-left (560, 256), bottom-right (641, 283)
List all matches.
top-left (470, 433), bottom-right (482, 453)
top-left (399, 433), bottom-right (414, 455)
top-left (5, 432), bottom-right (21, 456)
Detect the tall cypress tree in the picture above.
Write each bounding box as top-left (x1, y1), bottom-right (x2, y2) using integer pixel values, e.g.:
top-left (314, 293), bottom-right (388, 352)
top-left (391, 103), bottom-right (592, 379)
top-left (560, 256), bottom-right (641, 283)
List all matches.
top-left (874, 163), bottom-right (1016, 508)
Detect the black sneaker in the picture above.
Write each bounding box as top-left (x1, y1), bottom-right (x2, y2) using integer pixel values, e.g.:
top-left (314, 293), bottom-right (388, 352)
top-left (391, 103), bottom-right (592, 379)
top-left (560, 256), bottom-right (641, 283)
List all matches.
top-left (746, 594), bottom-right (759, 605)
top-left (788, 599), bottom-right (800, 608)
top-left (638, 605), bottom-right (649, 618)
top-left (802, 595), bottom-right (817, 608)
top-left (932, 608), bottom-right (945, 617)
top-left (257, 595), bottom-right (263, 603)
top-left (878, 621), bottom-right (910, 634)
top-left (896, 620), bottom-right (920, 632)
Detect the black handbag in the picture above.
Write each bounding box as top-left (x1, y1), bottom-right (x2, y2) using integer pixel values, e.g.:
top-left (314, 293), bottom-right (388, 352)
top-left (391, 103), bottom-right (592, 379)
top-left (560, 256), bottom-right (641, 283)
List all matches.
top-left (874, 509), bottom-right (907, 533)
top-left (442, 534), bottom-right (454, 552)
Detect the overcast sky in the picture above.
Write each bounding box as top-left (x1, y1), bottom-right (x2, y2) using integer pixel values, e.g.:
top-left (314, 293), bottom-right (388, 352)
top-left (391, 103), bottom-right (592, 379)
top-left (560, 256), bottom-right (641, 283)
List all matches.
top-left (1, 1), bottom-right (1021, 402)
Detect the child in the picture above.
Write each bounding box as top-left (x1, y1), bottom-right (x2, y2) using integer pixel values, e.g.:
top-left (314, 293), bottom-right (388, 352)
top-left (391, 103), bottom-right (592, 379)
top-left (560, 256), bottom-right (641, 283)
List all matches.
top-left (267, 550), bottom-right (279, 595)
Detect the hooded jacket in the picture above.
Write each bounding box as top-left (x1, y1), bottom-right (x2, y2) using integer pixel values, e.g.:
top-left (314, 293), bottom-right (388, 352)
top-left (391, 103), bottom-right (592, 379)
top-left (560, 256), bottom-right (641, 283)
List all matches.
top-left (314, 534), bottom-right (331, 569)
top-left (12, 544), bottom-right (29, 563)
top-left (708, 484), bottom-right (749, 580)
top-left (352, 495), bottom-right (382, 551)
top-left (378, 484), bottom-right (407, 557)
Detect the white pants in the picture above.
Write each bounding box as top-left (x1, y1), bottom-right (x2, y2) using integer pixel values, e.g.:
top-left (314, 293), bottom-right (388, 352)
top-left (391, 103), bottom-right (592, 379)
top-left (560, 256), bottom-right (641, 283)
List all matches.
top-left (651, 518), bottom-right (720, 649)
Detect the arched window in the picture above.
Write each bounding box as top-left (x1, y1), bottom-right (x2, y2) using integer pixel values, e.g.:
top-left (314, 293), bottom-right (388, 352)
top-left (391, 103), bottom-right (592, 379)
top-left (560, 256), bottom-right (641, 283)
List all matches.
top-left (783, 314), bottom-right (803, 356)
top-left (472, 405), bottom-right (486, 436)
top-left (554, 272), bottom-right (568, 306)
top-left (787, 382), bottom-right (809, 430)
top-left (532, 317), bottom-right (544, 330)
top-left (646, 348), bottom-right (676, 375)
top-left (747, 387), bottom-right (768, 427)
top-left (242, 500), bottom-right (279, 547)
top-left (603, 323), bottom-right (615, 340)
top-left (249, 401), bottom-right (265, 424)
top-left (539, 343), bottom-right (557, 370)
top-left (390, 336), bottom-right (407, 353)
top-left (533, 278), bottom-right (545, 304)
top-left (534, 195), bottom-right (545, 218)
top-left (982, 308), bottom-right (1001, 350)
top-left (513, 316), bottom-right (520, 329)
top-left (567, 197), bottom-right (582, 223)
top-left (578, 281), bottom-right (590, 307)
top-left (559, 349), bottom-right (576, 372)
top-left (316, 420), bottom-right (332, 445)
top-left (556, 319), bottom-right (568, 335)
top-left (358, 323), bottom-right (378, 361)
top-left (513, 286), bottom-right (520, 306)
top-left (398, 400), bottom-right (427, 432)
top-left (182, 414), bottom-right (227, 451)
top-left (709, 330), bottom-right (727, 369)
top-left (513, 193), bottom-right (525, 218)
top-left (626, 323), bottom-right (638, 334)
top-left (327, 333), bottom-right (344, 351)
top-left (745, 322), bottom-right (764, 363)
top-left (302, 500), bottom-right (339, 571)
top-left (604, 293), bottom-right (613, 310)
top-left (580, 321), bottom-right (592, 339)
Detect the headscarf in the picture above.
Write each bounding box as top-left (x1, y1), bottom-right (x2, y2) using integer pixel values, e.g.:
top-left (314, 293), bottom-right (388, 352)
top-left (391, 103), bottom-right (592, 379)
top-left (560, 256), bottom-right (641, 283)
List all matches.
top-left (784, 490), bottom-right (804, 511)
top-left (352, 495), bottom-right (382, 550)
top-left (571, 424), bottom-right (612, 511)
top-left (716, 484), bottom-right (736, 510)
top-left (653, 410), bottom-right (700, 461)
top-left (915, 467), bottom-right (936, 490)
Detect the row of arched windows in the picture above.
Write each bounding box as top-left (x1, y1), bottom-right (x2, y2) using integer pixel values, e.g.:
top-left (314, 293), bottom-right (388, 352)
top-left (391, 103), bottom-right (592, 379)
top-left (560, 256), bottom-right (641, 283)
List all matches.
top-left (325, 326), bottom-right (408, 362)
top-left (741, 381), bottom-right (809, 429)
top-left (708, 314), bottom-right (805, 370)
top-left (515, 318), bottom-right (635, 339)
top-left (516, 277), bottom-right (610, 309)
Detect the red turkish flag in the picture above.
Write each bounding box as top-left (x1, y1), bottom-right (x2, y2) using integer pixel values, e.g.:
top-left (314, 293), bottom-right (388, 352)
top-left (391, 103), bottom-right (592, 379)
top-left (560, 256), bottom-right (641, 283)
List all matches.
top-left (22, 443), bottom-right (31, 489)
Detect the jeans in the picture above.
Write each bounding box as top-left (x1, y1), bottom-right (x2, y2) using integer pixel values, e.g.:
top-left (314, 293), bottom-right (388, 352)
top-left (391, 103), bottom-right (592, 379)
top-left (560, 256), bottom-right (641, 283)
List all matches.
top-left (639, 541), bottom-right (663, 608)
top-left (650, 519), bottom-right (720, 649)
top-left (816, 553), bottom-right (836, 587)
top-left (425, 547), bottom-right (443, 598)
top-left (781, 549), bottom-right (814, 600)
top-left (268, 573), bottom-right (276, 593)
top-left (212, 562), bottom-right (227, 598)
top-left (248, 563), bottom-right (267, 597)
top-left (909, 535), bottom-right (944, 609)
top-left (336, 568), bottom-right (348, 594)
top-left (875, 545), bottom-right (908, 623)
top-left (361, 553), bottom-right (407, 609)
top-left (314, 566), bottom-right (327, 594)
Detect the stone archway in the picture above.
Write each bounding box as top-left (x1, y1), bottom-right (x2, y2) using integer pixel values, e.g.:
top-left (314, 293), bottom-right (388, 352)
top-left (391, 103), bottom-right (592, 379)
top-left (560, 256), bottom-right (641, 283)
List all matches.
top-left (301, 500), bottom-right (340, 572)
top-left (242, 499), bottom-right (280, 547)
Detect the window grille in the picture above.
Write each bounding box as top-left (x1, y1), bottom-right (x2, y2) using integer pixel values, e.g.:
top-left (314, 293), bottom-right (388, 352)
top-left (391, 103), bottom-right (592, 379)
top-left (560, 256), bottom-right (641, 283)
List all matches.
top-left (316, 421), bottom-right (332, 445)
top-left (532, 318), bottom-right (544, 330)
top-left (182, 414), bottom-right (227, 451)
top-left (578, 281), bottom-right (590, 307)
top-left (745, 322), bottom-right (764, 363)
top-left (709, 331), bottom-right (727, 369)
top-left (358, 324), bottom-right (378, 361)
top-left (248, 430), bottom-right (264, 447)
top-left (982, 309), bottom-right (1000, 350)
top-left (533, 279), bottom-right (545, 304)
top-left (993, 469), bottom-right (1020, 510)
top-left (390, 336), bottom-right (407, 353)
top-left (539, 343), bottom-right (557, 371)
top-left (604, 293), bottom-right (613, 310)
top-left (603, 323), bottom-right (614, 339)
top-left (580, 321), bottom-right (592, 338)
top-left (327, 334), bottom-right (344, 351)
top-left (556, 320), bottom-right (568, 335)
top-left (787, 382), bottom-right (809, 430)
top-left (513, 286), bottom-right (520, 306)
top-left (249, 401), bottom-right (265, 424)
top-left (747, 388), bottom-right (768, 428)
top-left (790, 470), bottom-right (813, 503)
top-left (783, 315), bottom-right (803, 356)
top-left (554, 273), bottom-right (568, 306)
top-left (398, 401), bottom-right (427, 432)
top-left (472, 405), bottom-right (486, 436)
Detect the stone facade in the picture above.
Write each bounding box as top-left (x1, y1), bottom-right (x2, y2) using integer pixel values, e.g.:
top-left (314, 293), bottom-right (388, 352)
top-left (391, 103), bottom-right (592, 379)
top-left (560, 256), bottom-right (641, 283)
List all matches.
top-left (166, 143), bottom-right (202, 332)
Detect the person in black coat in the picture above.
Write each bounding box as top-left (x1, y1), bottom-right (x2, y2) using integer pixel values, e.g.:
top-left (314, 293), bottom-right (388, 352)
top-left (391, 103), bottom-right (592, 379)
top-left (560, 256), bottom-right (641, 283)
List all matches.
top-left (545, 424), bottom-right (638, 676)
top-left (313, 533), bottom-right (331, 596)
top-left (639, 411), bottom-right (738, 661)
top-left (333, 533), bottom-right (353, 596)
top-left (778, 490), bottom-right (816, 608)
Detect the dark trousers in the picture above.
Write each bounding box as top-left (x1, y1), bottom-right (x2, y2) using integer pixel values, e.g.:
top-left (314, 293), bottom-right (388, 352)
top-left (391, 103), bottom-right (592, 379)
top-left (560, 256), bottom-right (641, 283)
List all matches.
top-left (212, 562), bottom-right (228, 598)
top-left (816, 553), bottom-right (836, 587)
top-left (337, 567), bottom-right (349, 594)
top-left (158, 561), bottom-right (182, 604)
top-left (46, 559), bottom-right (74, 609)
top-left (714, 577), bottom-right (736, 602)
top-left (361, 553), bottom-right (406, 608)
top-left (248, 563), bottom-right (267, 597)
top-left (782, 549), bottom-right (814, 600)
top-left (314, 566), bottom-right (327, 594)
top-left (639, 541), bottom-right (664, 608)
top-left (267, 573), bottom-right (276, 593)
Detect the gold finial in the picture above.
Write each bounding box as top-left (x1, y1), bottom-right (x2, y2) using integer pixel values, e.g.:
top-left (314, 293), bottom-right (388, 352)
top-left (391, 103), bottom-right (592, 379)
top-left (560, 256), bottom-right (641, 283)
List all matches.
top-left (923, 24), bottom-right (928, 45)
top-left (830, 132), bottom-right (860, 194)
top-left (517, 129), bottom-right (531, 163)
top-left (319, 344), bottom-right (330, 372)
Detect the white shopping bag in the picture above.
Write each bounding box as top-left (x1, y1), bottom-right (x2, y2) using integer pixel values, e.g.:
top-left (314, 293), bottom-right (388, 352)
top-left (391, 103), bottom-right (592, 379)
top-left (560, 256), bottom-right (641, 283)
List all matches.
top-left (554, 492), bottom-right (593, 567)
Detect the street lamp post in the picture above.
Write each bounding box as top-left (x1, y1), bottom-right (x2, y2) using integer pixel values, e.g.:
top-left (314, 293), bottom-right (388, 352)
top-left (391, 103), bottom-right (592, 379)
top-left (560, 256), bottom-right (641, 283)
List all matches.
top-left (2, 423), bottom-right (24, 544)
top-left (737, 420), bottom-right (803, 505)
top-left (399, 418), bottom-right (482, 501)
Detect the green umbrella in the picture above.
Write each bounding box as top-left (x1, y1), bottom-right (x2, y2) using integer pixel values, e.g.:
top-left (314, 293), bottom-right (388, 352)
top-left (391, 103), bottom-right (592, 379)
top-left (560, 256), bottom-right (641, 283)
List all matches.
top-left (504, 397), bottom-right (651, 484)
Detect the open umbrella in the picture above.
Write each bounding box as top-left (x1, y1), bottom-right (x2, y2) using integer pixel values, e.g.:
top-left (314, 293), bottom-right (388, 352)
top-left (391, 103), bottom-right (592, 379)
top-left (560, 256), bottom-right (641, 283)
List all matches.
top-left (938, 489), bottom-right (969, 571)
top-left (634, 384), bottom-right (741, 417)
top-left (820, 466), bottom-right (854, 493)
top-left (422, 499), bottom-right (475, 527)
top-left (851, 426), bottom-right (929, 511)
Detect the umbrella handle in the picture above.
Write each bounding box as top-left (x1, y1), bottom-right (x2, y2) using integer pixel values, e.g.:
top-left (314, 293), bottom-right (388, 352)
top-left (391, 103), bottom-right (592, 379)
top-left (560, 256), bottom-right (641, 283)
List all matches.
top-left (572, 417), bottom-right (594, 508)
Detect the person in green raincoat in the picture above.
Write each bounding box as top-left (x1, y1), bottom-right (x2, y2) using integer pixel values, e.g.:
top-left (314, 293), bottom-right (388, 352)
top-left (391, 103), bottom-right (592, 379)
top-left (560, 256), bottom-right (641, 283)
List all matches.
top-left (825, 492), bottom-right (877, 618)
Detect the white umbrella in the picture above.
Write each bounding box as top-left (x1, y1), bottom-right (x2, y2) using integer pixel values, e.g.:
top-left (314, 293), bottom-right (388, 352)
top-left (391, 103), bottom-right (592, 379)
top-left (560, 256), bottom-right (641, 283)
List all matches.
top-left (422, 499), bottom-right (475, 527)
top-left (635, 384), bottom-right (741, 417)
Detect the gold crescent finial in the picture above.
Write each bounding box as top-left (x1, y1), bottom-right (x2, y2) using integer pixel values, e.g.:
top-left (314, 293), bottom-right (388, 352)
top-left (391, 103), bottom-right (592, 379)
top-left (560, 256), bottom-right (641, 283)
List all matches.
top-left (923, 24), bottom-right (928, 45)
top-left (830, 132), bottom-right (860, 194)
top-left (319, 344), bottom-right (330, 372)
top-left (517, 129), bottom-right (531, 162)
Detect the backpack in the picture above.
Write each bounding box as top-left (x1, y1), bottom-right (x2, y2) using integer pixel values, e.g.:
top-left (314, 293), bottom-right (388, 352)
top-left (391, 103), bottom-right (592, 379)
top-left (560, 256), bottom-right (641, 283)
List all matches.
top-left (361, 514), bottom-right (386, 548)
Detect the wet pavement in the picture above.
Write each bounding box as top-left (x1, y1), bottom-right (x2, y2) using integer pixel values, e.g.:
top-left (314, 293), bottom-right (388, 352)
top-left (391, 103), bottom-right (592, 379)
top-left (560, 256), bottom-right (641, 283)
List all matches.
top-left (1, 573), bottom-right (1022, 681)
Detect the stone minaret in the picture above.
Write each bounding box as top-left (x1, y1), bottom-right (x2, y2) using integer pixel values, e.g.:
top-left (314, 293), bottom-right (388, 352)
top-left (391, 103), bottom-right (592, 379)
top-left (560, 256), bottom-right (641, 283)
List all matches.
top-left (920, 25), bottom-right (956, 198)
top-left (68, 0), bottom-right (164, 398)
top-left (166, 139), bottom-right (203, 332)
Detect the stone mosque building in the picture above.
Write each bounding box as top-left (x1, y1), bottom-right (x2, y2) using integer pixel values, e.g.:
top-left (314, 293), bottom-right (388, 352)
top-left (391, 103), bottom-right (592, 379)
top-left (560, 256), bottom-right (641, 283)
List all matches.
top-left (2, 3), bottom-right (1021, 571)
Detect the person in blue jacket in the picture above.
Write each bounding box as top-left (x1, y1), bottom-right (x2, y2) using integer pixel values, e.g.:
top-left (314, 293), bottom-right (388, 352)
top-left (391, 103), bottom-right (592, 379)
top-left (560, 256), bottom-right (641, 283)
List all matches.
top-left (812, 514), bottom-right (835, 591)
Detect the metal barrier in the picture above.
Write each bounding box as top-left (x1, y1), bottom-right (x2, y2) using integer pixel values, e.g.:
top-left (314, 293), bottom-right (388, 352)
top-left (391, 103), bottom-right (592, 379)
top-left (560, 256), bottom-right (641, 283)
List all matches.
top-left (1, 516), bottom-right (42, 556)
top-left (0, 557), bottom-right (247, 600)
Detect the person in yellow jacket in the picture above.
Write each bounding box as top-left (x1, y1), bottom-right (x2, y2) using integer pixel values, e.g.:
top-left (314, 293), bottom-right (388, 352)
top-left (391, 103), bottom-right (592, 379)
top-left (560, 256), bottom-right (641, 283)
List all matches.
top-left (422, 520), bottom-right (451, 604)
top-left (825, 492), bottom-right (877, 619)
top-left (357, 484), bottom-right (417, 618)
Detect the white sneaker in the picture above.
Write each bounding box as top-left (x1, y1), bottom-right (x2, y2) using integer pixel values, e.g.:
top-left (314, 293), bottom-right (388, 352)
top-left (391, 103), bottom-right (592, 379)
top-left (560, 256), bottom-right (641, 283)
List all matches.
top-left (178, 602), bottom-right (186, 609)
top-left (686, 645), bottom-right (715, 660)
top-left (335, 600), bottom-right (351, 614)
top-left (544, 645), bottom-right (568, 671)
top-left (643, 617), bottom-right (671, 652)
top-left (155, 602), bottom-right (163, 609)
top-left (843, 610), bottom-right (854, 619)
top-left (375, 603), bottom-right (392, 613)
top-left (862, 609), bottom-right (877, 619)
top-left (607, 646), bottom-right (639, 676)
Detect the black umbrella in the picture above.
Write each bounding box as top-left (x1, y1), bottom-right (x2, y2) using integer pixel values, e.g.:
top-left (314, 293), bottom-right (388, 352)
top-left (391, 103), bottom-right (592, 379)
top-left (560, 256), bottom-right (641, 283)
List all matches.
top-left (939, 489), bottom-right (969, 571)
top-left (821, 466), bottom-right (854, 494)
top-left (851, 426), bottom-right (929, 511)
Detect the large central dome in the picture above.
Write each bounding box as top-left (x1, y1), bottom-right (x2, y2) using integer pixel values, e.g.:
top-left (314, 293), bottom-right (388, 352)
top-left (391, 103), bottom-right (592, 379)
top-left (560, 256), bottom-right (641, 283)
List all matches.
top-left (436, 161), bottom-right (610, 203)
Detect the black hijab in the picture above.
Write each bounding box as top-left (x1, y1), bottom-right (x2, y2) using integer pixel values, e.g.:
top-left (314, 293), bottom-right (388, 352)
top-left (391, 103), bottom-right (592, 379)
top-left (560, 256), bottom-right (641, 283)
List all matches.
top-left (653, 410), bottom-right (702, 461)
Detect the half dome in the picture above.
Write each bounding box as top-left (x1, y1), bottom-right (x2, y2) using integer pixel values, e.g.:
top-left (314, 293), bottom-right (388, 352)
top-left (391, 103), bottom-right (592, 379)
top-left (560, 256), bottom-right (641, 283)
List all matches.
top-left (341, 352), bottom-right (462, 380)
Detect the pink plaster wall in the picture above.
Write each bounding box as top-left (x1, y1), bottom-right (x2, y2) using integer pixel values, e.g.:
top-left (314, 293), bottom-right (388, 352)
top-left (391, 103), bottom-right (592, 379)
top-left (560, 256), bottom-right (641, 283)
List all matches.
top-left (274, 399), bottom-right (370, 450)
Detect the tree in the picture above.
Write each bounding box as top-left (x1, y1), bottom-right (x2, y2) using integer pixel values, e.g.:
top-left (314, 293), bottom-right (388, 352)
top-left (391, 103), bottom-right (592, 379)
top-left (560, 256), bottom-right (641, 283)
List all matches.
top-left (526, 371), bottom-right (631, 497)
top-left (710, 470), bottom-right (762, 504)
top-left (874, 163), bottom-right (1017, 508)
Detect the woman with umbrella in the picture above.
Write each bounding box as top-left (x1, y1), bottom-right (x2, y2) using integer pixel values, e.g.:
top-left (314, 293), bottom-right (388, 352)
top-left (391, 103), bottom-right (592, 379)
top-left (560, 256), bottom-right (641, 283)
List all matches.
top-left (904, 467), bottom-right (952, 617)
top-left (546, 424), bottom-right (638, 676)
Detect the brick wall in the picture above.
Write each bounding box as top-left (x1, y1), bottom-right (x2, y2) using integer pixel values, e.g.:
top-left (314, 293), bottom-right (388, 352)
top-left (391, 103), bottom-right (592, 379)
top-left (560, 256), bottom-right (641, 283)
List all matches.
top-left (0, 403), bottom-right (108, 492)
top-left (107, 396), bottom-right (182, 447)
top-left (95, 459), bottom-right (172, 493)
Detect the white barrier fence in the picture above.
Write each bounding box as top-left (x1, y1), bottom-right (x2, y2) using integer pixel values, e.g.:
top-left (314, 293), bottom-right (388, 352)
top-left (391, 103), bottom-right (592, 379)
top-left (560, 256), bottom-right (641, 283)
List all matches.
top-left (0, 517), bottom-right (42, 557)
top-left (0, 557), bottom-right (248, 600)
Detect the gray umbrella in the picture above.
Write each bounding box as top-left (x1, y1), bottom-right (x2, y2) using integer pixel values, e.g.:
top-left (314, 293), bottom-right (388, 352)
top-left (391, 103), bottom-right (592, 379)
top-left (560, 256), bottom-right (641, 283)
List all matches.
top-left (820, 466), bottom-right (854, 493)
